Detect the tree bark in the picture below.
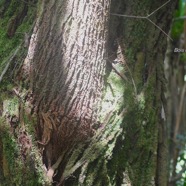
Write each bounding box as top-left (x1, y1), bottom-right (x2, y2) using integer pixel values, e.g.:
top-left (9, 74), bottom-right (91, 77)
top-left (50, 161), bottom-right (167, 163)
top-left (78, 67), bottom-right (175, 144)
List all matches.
top-left (0, 0), bottom-right (178, 186)
top-left (108, 1), bottom-right (177, 186)
top-left (164, 15), bottom-right (186, 186)
top-left (21, 1), bottom-right (176, 185)
top-left (26, 0), bottom-right (111, 184)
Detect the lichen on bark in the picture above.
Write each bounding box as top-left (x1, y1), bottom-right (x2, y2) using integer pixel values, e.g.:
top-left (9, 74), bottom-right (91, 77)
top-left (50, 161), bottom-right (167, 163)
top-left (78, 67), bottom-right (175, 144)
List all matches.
top-left (0, 0), bottom-right (178, 186)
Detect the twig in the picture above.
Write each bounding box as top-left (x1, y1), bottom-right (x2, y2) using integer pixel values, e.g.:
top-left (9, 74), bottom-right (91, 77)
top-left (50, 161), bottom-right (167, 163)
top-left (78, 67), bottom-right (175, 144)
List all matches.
top-left (146, 18), bottom-right (173, 41)
top-left (147, 0), bottom-right (171, 18)
top-left (111, 63), bottom-right (128, 82)
top-left (111, 0), bottom-right (173, 41)
top-left (111, 13), bottom-right (146, 19)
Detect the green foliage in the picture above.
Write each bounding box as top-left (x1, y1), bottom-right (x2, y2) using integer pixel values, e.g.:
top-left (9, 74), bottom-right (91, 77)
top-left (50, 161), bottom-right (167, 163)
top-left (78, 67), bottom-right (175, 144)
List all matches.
top-left (174, 135), bottom-right (186, 186)
top-left (176, 151), bottom-right (186, 186)
top-left (171, 19), bottom-right (184, 39)
top-left (180, 53), bottom-right (186, 62)
top-left (171, 0), bottom-right (185, 39)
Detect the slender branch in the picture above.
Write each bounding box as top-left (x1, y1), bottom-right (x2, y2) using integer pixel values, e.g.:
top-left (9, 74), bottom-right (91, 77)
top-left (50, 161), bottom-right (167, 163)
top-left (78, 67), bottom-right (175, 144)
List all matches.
top-left (110, 13), bottom-right (146, 19)
top-left (147, 18), bottom-right (173, 41)
top-left (147, 0), bottom-right (171, 18)
top-left (111, 0), bottom-right (173, 41)
top-left (110, 62), bottom-right (128, 82)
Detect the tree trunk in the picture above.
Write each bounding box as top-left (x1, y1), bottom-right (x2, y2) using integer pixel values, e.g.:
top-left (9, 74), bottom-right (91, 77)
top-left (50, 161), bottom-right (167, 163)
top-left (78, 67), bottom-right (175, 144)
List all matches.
top-left (112, 1), bottom-right (177, 185)
top-left (26, 0), bottom-right (111, 184)
top-left (165, 14), bottom-right (186, 186)
top-left (0, 0), bottom-right (178, 186)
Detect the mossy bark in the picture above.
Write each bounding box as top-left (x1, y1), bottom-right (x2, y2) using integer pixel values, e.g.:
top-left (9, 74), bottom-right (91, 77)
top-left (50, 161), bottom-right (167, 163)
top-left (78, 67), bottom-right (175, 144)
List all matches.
top-left (118, 1), bottom-right (177, 185)
top-left (0, 0), bottom-right (178, 186)
top-left (0, 1), bottom-right (50, 185)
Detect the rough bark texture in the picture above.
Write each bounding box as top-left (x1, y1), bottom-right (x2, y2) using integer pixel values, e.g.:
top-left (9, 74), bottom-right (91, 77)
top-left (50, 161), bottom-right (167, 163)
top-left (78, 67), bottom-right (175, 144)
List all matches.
top-left (122, 5), bottom-right (165, 182)
top-left (26, 0), bottom-right (111, 184)
top-left (0, 0), bottom-right (178, 186)
top-left (110, 1), bottom-right (177, 186)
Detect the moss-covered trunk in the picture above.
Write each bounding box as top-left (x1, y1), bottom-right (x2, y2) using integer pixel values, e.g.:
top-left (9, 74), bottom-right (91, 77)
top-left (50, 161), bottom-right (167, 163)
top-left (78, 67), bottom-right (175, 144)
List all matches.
top-left (0, 0), bottom-right (177, 186)
top-left (118, 1), bottom-right (177, 185)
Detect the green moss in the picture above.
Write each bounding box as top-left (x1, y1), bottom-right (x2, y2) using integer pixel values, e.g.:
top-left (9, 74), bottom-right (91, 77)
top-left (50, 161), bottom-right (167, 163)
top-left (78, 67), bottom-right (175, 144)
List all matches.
top-left (0, 0), bottom-right (37, 79)
top-left (120, 79), bottom-right (158, 185)
top-left (117, 2), bottom-right (165, 184)
top-left (1, 129), bottom-right (17, 168)
top-left (99, 63), bottom-right (125, 123)
top-left (0, 2), bottom-right (49, 183)
top-left (0, 102), bottom-right (50, 185)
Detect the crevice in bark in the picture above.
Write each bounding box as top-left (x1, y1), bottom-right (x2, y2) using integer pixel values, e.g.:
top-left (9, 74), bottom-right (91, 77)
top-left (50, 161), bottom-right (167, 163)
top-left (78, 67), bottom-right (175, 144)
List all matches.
top-left (26, 0), bottom-right (112, 184)
top-left (0, 0), bottom-right (178, 185)
top-left (6, 1), bottom-right (30, 38)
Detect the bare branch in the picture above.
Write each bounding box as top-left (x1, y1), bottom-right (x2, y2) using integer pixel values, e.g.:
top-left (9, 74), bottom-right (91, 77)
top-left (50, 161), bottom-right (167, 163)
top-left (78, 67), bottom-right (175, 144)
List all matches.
top-left (147, 0), bottom-right (171, 18)
top-left (147, 18), bottom-right (173, 41)
top-left (110, 13), bottom-right (146, 19)
top-left (107, 60), bottom-right (128, 82)
top-left (111, 0), bottom-right (173, 41)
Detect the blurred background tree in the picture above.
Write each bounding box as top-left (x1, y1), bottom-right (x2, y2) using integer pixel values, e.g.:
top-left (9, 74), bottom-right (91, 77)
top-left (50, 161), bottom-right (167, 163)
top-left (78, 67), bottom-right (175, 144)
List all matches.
top-left (166, 0), bottom-right (186, 185)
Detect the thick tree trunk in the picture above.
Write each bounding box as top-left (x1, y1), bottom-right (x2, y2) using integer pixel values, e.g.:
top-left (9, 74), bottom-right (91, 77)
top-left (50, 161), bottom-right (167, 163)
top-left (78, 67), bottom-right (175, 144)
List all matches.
top-left (25, 0), bottom-right (111, 184)
top-left (0, 0), bottom-right (178, 186)
top-left (29, 0), bottom-right (177, 185)
top-left (110, 1), bottom-right (176, 185)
